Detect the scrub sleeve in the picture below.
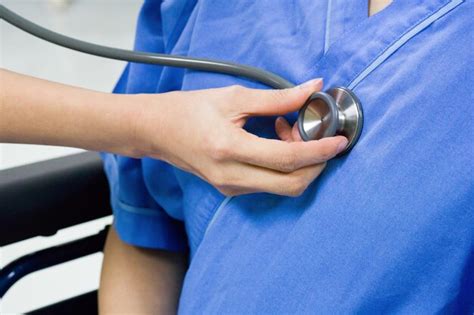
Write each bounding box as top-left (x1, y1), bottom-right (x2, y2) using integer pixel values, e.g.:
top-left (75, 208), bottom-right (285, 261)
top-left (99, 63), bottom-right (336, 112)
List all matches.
top-left (101, 1), bottom-right (188, 251)
top-left (102, 153), bottom-right (187, 251)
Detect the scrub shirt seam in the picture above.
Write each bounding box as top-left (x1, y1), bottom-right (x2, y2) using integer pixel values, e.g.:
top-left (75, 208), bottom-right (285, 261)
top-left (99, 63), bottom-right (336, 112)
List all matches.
top-left (323, 0), bottom-right (333, 53)
top-left (108, 154), bottom-right (175, 218)
top-left (347, 0), bottom-right (464, 90)
top-left (115, 198), bottom-right (169, 217)
top-left (203, 196), bottom-right (232, 236)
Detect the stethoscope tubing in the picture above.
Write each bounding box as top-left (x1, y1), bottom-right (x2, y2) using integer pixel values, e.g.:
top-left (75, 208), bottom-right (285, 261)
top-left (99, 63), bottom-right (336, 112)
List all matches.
top-left (0, 4), bottom-right (294, 90)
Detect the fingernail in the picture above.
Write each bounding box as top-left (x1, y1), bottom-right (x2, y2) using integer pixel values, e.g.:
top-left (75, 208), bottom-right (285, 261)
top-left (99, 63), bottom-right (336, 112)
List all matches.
top-left (337, 138), bottom-right (348, 153)
top-left (298, 78), bottom-right (323, 89)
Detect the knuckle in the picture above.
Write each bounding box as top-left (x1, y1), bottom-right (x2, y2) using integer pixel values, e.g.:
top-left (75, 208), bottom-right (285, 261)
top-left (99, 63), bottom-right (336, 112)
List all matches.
top-left (228, 85), bottom-right (245, 95)
top-left (278, 159), bottom-right (296, 173)
top-left (285, 177), bottom-right (307, 197)
top-left (278, 149), bottom-right (298, 172)
top-left (209, 168), bottom-right (226, 187)
top-left (209, 171), bottom-right (239, 197)
top-left (209, 139), bottom-right (232, 161)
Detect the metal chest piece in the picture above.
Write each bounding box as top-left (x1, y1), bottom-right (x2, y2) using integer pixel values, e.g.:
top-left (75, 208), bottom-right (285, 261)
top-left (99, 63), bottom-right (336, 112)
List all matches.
top-left (297, 87), bottom-right (363, 155)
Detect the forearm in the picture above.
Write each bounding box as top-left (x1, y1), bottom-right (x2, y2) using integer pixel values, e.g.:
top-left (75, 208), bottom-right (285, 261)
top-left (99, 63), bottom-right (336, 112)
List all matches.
top-left (99, 227), bottom-right (187, 314)
top-left (0, 69), bottom-right (143, 156)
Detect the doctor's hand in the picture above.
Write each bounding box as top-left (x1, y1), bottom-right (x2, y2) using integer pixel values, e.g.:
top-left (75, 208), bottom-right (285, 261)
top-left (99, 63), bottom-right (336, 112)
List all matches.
top-left (133, 79), bottom-right (348, 196)
top-left (1, 70), bottom-right (347, 197)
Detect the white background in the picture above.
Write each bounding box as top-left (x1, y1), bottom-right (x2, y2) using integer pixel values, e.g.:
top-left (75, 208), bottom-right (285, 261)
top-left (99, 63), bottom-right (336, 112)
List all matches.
top-left (0, 1), bottom-right (141, 313)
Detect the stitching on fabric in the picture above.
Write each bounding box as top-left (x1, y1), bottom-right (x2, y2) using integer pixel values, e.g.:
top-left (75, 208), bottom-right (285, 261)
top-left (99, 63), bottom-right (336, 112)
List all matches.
top-left (323, 0), bottom-right (333, 54)
top-left (348, 0), bottom-right (463, 89)
top-left (203, 196), bottom-right (232, 236)
top-left (115, 198), bottom-right (168, 217)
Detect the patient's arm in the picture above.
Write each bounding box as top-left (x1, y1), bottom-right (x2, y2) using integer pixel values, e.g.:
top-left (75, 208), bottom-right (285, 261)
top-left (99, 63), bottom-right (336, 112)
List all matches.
top-left (99, 226), bottom-right (187, 315)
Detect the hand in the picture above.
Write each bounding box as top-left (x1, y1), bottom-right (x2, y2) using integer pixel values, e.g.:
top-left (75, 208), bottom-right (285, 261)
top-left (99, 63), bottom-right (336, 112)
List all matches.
top-left (132, 79), bottom-right (348, 197)
top-left (0, 70), bottom-right (346, 196)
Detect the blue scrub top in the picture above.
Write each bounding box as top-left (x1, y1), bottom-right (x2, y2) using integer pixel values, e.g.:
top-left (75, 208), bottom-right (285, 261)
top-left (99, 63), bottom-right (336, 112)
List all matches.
top-left (102, 0), bottom-right (474, 313)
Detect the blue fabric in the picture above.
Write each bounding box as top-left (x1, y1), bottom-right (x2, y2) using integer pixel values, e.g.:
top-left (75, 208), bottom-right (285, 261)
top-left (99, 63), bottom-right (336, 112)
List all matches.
top-left (102, 0), bottom-right (474, 313)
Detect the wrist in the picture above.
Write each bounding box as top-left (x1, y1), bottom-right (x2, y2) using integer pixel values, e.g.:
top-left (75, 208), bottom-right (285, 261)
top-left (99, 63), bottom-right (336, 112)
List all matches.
top-left (120, 93), bottom-right (168, 159)
top-left (103, 93), bottom-right (146, 158)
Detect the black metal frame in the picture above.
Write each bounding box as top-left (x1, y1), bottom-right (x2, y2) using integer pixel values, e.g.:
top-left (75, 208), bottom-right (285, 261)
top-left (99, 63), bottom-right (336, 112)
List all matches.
top-left (0, 152), bottom-right (112, 314)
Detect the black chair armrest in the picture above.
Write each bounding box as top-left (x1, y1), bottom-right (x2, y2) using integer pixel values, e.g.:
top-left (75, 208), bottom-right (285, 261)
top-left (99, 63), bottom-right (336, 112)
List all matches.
top-left (0, 152), bottom-right (112, 246)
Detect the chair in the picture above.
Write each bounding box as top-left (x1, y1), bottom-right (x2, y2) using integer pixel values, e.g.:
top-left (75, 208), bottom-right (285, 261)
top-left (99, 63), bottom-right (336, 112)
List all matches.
top-left (0, 152), bottom-right (112, 314)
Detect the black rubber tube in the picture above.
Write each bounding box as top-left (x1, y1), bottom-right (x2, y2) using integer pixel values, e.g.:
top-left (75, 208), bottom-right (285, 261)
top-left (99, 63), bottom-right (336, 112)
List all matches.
top-left (0, 4), bottom-right (294, 89)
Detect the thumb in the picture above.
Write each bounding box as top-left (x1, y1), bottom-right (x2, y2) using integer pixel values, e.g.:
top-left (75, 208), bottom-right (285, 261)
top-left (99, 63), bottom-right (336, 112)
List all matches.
top-left (242, 78), bottom-right (323, 116)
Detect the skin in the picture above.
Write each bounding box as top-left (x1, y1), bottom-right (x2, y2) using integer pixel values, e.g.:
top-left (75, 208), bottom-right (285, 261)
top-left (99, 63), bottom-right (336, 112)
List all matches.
top-left (0, 69), bottom-right (347, 197)
top-left (99, 227), bottom-right (188, 314)
top-left (369, 0), bottom-right (393, 16)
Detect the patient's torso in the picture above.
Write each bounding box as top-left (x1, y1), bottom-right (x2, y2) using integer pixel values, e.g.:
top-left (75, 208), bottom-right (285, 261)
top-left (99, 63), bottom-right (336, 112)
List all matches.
top-left (132, 0), bottom-right (473, 313)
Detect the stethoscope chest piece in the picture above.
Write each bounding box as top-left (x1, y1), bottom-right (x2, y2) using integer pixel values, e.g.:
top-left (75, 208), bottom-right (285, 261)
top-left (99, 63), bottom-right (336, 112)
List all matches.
top-left (297, 87), bottom-right (363, 155)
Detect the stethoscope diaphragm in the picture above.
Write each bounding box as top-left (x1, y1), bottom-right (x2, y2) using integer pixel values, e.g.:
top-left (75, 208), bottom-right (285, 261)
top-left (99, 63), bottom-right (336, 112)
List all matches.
top-left (297, 87), bottom-right (363, 155)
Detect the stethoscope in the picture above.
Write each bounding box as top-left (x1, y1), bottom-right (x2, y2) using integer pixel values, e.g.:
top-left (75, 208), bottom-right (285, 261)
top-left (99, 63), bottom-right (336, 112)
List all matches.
top-left (0, 4), bottom-right (363, 155)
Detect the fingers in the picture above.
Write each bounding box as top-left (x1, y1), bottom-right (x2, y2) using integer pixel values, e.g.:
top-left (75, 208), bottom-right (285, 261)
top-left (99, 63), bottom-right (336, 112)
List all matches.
top-left (233, 131), bottom-right (348, 172)
top-left (291, 122), bottom-right (302, 141)
top-left (275, 117), bottom-right (293, 142)
top-left (238, 78), bottom-right (323, 116)
top-left (215, 162), bottom-right (327, 197)
top-left (275, 116), bottom-right (303, 142)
